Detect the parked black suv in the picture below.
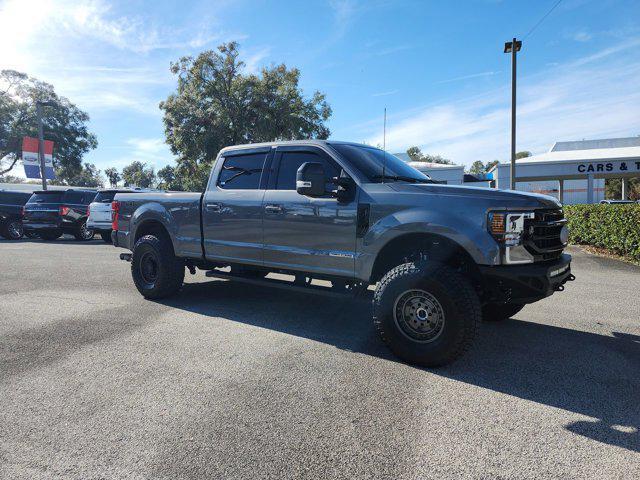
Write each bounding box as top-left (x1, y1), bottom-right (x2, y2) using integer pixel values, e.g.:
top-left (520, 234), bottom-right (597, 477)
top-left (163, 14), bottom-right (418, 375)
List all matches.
top-left (0, 190), bottom-right (33, 240)
top-left (23, 189), bottom-right (96, 241)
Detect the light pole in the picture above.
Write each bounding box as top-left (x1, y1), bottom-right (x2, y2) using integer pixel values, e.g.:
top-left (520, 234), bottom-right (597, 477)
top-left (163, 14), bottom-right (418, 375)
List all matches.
top-left (36, 100), bottom-right (54, 190)
top-left (504, 38), bottom-right (522, 190)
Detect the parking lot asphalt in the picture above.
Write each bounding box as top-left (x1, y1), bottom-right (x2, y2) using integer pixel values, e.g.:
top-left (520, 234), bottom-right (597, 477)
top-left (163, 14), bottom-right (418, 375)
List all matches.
top-left (0, 237), bottom-right (638, 479)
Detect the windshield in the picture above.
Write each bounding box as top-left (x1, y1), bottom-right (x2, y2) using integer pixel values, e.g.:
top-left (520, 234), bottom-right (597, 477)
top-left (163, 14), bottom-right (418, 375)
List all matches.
top-left (331, 144), bottom-right (431, 183)
top-left (94, 191), bottom-right (117, 203)
top-left (27, 192), bottom-right (64, 203)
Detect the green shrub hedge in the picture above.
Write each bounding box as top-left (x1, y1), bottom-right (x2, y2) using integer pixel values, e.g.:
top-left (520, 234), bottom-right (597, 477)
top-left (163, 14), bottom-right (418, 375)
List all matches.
top-left (564, 204), bottom-right (640, 262)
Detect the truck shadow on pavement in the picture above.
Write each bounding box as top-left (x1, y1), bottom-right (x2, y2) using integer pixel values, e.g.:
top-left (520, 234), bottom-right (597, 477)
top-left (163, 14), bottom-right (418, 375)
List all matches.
top-left (160, 279), bottom-right (640, 453)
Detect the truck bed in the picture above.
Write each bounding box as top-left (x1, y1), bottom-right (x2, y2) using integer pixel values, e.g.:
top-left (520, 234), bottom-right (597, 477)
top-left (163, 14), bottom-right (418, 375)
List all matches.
top-left (114, 191), bottom-right (204, 258)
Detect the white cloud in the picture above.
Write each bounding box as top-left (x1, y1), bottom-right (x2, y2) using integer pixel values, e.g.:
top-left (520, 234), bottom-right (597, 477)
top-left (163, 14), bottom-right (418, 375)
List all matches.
top-left (328, 0), bottom-right (357, 41)
top-left (372, 89), bottom-right (399, 97)
top-left (0, 0), bottom-right (229, 116)
top-left (0, 0), bottom-right (223, 63)
top-left (436, 71), bottom-right (499, 84)
top-left (362, 41), bottom-right (640, 166)
top-left (105, 137), bottom-right (174, 171)
top-left (243, 47), bottom-right (271, 75)
top-left (572, 30), bottom-right (593, 42)
top-left (126, 137), bottom-right (167, 154)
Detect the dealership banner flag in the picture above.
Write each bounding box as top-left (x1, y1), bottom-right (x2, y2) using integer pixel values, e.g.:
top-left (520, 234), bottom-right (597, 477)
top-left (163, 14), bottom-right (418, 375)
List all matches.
top-left (22, 136), bottom-right (55, 179)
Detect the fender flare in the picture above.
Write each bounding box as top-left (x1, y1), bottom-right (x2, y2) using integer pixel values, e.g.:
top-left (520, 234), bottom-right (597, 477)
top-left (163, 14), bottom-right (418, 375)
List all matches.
top-left (359, 207), bottom-right (500, 280)
top-left (129, 202), bottom-right (177, 250)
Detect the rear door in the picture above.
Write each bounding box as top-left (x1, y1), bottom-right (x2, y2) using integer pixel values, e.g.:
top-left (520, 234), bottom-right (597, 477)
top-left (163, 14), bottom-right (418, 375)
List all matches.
top-left (202, 147), bottom-right (272, 266)
top-left (261, 146), bottom-right (358, 277)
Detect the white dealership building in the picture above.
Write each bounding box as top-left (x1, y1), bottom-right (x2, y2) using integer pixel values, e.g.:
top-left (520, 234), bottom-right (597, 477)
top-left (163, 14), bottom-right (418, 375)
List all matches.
top-left (487, 137), bottom-right (640, 204)
top-left (398, 137), bottom-right (640, 204)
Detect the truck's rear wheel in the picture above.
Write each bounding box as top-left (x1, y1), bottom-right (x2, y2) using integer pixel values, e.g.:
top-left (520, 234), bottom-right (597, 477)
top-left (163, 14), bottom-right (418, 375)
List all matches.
top-left (132, 234), bottom-right (185, 299)
top-left (482, 303), bottom-right (524, 322)
top-left (373, 262), bottom-right (480, 367)
top-left (100, 231), bottom-right (112, 243)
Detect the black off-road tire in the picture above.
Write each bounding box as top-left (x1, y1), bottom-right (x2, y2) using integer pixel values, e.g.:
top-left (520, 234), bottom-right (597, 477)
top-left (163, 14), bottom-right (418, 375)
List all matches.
top-left (100, 231), bottom-right (113, 243)
top-left (39, 229), bottom-right (63, 241)
top-left (482, 303), bottom-right (525, 322)
top-left (1, 220), bottom-right (24, 240)
top-left (131, 234), bottom-right (185, 299)
top-left (373, 261), bottom-right (480, 367)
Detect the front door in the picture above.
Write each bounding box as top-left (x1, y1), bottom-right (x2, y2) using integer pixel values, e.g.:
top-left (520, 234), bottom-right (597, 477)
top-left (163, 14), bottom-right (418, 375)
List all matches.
top-left (202, 148), bottom-right (272, 266)
top-left (262, 146), bottom-right (358, 278)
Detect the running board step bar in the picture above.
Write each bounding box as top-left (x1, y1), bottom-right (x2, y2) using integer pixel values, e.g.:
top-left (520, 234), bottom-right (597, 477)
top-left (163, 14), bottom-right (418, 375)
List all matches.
top-left (205, 269), bottom-right (366, 298)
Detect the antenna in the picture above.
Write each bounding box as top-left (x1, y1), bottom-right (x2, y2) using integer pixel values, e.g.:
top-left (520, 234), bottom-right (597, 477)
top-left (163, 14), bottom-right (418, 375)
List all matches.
top-left (382, 107), bottom-right (387, 183)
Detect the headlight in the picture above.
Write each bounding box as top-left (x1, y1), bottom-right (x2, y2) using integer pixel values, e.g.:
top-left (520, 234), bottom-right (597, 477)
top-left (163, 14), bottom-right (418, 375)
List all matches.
top-left (488, 211), bottom-right (535, 264)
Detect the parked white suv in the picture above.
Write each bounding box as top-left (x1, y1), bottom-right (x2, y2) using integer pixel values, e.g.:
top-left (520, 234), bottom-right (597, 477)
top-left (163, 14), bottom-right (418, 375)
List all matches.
top-left (88, 188), bottom-right (148, 243)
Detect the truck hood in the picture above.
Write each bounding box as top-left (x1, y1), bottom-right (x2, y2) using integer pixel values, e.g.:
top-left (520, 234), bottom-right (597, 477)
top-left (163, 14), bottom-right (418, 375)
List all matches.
top-left (387, 182), bottom-right (562, 209)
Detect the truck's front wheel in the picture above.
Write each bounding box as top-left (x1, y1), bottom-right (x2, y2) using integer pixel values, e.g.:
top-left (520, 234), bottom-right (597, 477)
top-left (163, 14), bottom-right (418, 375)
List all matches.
top-left (373, 262), bottom-right (480, 367)
top-left (132, 234), bottom-right (185, 299)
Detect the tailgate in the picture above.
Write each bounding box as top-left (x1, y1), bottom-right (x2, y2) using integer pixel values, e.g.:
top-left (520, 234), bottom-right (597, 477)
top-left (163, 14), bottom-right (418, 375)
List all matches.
top-left (89, 202), bottom-right (112, 222)
top-left (24, 205), bottom-right (59, 224)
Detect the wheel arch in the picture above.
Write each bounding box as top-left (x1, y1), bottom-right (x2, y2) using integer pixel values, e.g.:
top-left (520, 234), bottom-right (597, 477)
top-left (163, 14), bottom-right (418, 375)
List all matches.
top-left (134, 219), bottom-right (173, 246)
top-left (369, 232), bottom-right (482, 286)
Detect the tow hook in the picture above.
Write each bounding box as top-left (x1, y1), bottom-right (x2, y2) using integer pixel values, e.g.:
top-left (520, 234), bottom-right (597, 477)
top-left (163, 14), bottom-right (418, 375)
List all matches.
top-left (554, 273), bottom-right (576, 292)
top-left (119, 253), bottom-right (132, 262)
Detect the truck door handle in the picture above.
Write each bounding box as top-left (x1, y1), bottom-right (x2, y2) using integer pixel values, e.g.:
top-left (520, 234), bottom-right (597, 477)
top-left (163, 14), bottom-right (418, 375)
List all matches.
top-left (206, 203), bottom-right (222, 212)
top-left (264, 204), bottom-right (283, 214)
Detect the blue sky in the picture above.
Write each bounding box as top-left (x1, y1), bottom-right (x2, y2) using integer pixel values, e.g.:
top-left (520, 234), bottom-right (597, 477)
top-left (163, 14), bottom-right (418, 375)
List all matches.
top-left (2, 0), bottom-right (639, 177)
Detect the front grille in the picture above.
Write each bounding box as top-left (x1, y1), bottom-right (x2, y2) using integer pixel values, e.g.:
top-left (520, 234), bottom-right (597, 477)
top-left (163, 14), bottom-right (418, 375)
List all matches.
top-left (523, 209), bottom-right (566, 261)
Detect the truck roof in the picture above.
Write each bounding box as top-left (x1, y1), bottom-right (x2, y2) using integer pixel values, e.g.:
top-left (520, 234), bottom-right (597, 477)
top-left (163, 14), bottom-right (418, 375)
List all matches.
top-left (32, 188), bottom-right (96, 194)
top-left (219, 140), bottom-right (373, 154)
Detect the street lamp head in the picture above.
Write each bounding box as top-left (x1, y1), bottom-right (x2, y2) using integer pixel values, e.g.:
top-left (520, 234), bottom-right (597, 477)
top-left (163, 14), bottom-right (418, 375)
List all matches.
top-left (504, 40), bottom-right (522, 53)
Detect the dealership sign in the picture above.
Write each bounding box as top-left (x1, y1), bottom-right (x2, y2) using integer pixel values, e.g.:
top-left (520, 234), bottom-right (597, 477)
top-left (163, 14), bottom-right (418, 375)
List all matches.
top-left (22, 136), bottom-right (55, 179)
top-left (577, 161), bottom-right (640, 174)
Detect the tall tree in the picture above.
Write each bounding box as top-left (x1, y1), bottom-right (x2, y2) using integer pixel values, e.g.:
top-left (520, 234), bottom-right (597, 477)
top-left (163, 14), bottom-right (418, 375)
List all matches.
top-left (0, 174), bottom-right (24, 184)
top-left (157, 165), bottom-right (182, 191)
top-left (485, 160), bottom-right (500, 171)
top-left (406, 146), bottom-right (454, 165)
top-left (0, 70), bottom-right (98, 181)
top-left (467, 159), bottom-right (501, 175)
top-left (66, 163), bottom-right (103, 187)
top-left (122, 161), bottom-right (155, 188)
top-left (160, 42), bottom-right (332, 191)
top-left (515, 151), bottom-right (532, 159)
top-left (468, 160), bottom-right (486, 175)
top-left (605, 177), bottom-right (640, 200)
top-left (104, 167), bottom-right (121, 187)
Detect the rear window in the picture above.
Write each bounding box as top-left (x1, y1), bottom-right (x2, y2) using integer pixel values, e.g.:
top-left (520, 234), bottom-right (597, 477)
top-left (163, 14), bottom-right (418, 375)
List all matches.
top-left (94, 191), bottom-right (117, 203)
top-left (28, 192), bottom-right (64, 203)
top-left (217, 152), bottom-right (267, 190)
top-left (64, 191), bottom-right (90, 204)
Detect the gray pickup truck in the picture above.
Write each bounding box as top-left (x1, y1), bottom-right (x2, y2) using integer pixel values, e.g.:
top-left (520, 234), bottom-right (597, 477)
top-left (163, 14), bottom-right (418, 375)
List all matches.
top-left (112, 140), bottom-right (574, 366)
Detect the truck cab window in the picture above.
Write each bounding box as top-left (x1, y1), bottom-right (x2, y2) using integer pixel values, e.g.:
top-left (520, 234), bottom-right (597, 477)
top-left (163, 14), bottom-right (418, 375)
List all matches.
top-left (218, 153), bottom-right (267, 189)
top-left (275, 151), bottom-right (340, 191)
